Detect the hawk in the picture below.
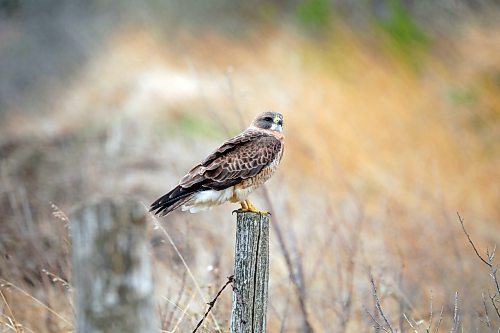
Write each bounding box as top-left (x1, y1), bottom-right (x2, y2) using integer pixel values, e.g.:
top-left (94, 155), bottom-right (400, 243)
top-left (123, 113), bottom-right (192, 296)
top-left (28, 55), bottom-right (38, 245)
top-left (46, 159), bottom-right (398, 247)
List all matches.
top-left (150, 112), bottom-right (284, 216)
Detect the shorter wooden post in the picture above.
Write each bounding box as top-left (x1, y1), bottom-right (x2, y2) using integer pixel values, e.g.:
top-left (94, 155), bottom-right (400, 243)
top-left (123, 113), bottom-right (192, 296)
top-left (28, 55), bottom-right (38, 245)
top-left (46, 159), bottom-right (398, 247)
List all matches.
top-left (70, 197), bottom-right (158, 333)
top-left (230, 212), bottom-right (270, 333)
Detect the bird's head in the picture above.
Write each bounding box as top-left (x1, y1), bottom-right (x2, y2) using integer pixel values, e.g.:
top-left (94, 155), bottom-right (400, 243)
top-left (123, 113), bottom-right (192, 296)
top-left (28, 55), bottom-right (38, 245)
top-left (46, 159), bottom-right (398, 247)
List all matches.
top-left (251, 111), bottom-right (284, 133)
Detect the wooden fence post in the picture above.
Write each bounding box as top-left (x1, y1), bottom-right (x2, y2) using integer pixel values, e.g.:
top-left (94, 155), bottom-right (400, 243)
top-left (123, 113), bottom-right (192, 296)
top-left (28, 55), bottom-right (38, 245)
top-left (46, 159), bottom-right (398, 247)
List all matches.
top-left (230, 212), bottom-right (270, 333)
top-left (70, 197), bottom-right (158, 333)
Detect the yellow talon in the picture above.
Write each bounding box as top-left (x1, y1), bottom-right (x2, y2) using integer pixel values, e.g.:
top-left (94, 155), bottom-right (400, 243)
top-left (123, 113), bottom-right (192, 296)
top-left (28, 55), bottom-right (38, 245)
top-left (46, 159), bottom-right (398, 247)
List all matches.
top-left (233, 199), bottom-right (271, 215)
top-left (245, 199), bottom-right (271, 215)
top-left (232, 201), bottom-right (249, 214)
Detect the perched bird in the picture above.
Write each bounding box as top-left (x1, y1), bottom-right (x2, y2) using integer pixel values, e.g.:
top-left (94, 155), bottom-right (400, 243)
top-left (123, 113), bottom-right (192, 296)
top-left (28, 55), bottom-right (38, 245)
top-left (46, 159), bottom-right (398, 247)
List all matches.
top-left (150, 112), bottom-right (285, 216)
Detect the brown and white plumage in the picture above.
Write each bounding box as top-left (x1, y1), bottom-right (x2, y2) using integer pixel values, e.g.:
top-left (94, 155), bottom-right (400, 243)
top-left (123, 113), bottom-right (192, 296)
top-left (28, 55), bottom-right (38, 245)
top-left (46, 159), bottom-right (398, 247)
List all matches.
top-left (150, 112), bottom-right (284, 216)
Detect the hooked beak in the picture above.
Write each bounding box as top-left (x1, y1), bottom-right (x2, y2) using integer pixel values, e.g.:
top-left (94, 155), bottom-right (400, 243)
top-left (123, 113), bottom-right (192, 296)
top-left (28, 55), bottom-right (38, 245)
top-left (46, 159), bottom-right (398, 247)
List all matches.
top-left (272, 116), bottom-right (284, 132)
top-left (270, 123), bottom-right (283, 132)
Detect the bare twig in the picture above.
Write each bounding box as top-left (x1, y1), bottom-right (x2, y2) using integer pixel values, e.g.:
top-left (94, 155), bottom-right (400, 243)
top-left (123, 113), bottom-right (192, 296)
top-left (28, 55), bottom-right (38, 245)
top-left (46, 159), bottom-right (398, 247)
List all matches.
top-left (403, 313), bottom-right (419, 333)
top-left (401, 292), bottom-right (444, 333)
top-left (488, 290), bottom-right (500, 320)
top-left (368, 276), bottom-right (394, 333)
top-left (457, 212), bottom-right (490, 267)
top-left (481, 292), bottom-right (493, 333)
top-left (427, 292), bottom-right (433, 333)
top-left (450, 292), bottom-right (460, 333)
top-left (192, 275), bottom-right (234, 333)
top-left (433, 306), bottom-right (444, 333)
top-left (457, 212), bottom-right (500, 319)
top-left (365, 306), bottom-right (390, 333)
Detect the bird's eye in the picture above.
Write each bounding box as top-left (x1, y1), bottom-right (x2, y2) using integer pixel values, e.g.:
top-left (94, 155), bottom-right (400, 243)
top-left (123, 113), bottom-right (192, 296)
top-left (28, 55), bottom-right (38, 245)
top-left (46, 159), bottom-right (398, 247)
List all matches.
top-left (264, 117), bottom-right (273, 122)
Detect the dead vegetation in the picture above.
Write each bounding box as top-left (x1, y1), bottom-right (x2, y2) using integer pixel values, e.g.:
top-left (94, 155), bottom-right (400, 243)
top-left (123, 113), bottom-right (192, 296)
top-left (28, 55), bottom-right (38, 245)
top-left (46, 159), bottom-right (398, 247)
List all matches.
top-left (0, 5), bottom-right (499, 332)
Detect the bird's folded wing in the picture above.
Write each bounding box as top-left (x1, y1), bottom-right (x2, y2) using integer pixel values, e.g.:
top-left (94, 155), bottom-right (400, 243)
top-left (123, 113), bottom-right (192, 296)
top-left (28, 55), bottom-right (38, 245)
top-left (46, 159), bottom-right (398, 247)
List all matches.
top-left (200, 129), bottom-right (263, 165)
top-left (179, 132), bottom-right (282, 190)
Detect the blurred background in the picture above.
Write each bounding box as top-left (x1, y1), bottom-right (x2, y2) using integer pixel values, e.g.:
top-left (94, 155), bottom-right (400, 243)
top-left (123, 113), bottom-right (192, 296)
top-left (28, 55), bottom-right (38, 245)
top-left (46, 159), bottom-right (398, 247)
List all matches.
top-left (0, 0), bottom-right (499, 332)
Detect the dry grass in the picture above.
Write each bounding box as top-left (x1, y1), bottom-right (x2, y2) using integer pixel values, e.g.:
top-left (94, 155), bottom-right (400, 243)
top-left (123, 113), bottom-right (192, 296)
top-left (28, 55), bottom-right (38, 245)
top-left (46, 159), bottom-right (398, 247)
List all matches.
top-left (1, 15), bottom-right (499, 333)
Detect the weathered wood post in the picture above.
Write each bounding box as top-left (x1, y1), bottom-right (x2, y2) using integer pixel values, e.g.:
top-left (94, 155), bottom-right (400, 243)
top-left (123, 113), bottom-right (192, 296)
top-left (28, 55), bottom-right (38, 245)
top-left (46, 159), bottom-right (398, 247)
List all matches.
top-left (230, 212), bottom-right (270, 333)
top-left (70, 197), bottom-right (158, 333)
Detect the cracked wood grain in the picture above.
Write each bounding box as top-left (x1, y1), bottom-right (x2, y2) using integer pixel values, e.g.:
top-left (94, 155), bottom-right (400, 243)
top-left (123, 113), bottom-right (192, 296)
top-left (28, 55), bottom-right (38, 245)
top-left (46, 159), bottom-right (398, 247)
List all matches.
top-left (231, 212), bottom-right (270, 333)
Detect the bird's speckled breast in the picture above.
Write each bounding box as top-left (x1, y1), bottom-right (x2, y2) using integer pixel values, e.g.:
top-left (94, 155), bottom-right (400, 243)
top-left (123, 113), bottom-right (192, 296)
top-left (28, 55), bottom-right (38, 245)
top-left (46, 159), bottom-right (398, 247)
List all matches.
top-left (230, 147), bottom-right (283, 202)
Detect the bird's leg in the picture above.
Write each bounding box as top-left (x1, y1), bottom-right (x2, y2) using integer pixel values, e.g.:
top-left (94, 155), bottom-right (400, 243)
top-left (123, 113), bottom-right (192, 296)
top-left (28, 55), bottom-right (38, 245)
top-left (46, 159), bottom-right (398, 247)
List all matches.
top-left (232, 199), bottom-right (271, 215)
top-left (245, 199), bottom-right (271, 215)
top-left (232, 201), bottom-right (249, 214)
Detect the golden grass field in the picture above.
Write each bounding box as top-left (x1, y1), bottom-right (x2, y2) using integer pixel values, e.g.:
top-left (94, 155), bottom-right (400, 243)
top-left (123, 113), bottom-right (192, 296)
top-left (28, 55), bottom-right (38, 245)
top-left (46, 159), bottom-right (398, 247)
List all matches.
top-left (1, 7), bottom-right (499, 332)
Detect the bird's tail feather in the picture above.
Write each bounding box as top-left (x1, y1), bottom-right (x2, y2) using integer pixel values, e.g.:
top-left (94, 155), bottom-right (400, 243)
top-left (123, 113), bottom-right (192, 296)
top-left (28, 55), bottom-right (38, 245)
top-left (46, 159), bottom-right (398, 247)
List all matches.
top-left (156, 196), bottom-right (192, 216)
top-left (150, 186), bottom-right (195, 216)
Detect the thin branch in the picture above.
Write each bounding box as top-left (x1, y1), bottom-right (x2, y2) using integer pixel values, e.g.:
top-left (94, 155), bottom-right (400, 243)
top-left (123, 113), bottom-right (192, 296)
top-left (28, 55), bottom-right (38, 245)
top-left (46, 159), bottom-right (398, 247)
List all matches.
top-left (369, 276), bottom-right (394, 333)
top-left (451, 292), bottom-right (460, 333)
top-left (457, 212), bottom-right (500, 319)
top-left (403, 313), bottom-right (419, 333)
top-left (364, 306), bottom-right (390, 333)
top-left (457, 212), bottom-right (490, 267)
top-left (192, 275), bottom-right (234, 333)
top-left (433, 306), bottom-right (444, 333)
top-left (427, 291), bottom-right (433, 333)
top-left (482, 292), bottom-right (493, 333)
top-left (487, 246), bottom-right (497, 264)
top-left (488, 290), bottom-right (500, 320)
